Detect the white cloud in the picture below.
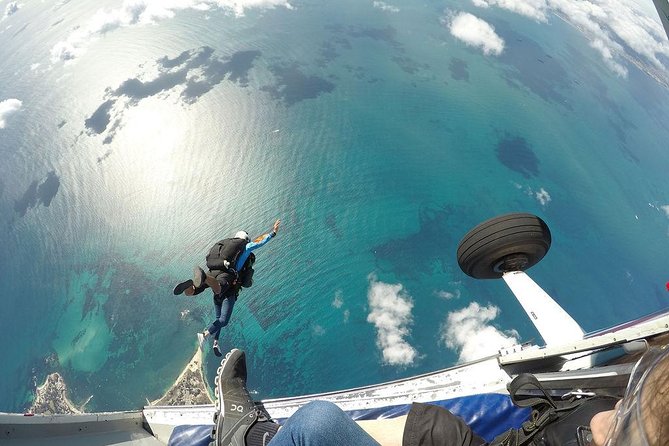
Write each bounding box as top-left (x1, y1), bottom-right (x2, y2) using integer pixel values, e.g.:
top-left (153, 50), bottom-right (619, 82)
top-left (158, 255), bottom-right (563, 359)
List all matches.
top-left (3, 2), bottom-right (19, 19)
top-left (215, 0), bottom-right (293, 17)
top-left (472, 0), bottom-right (547, 22)
top-left (366, 274), bottom-right (418, 366)
top-left (0, 98), bottom-right (22, 128)
top-left (661, 205), bottom-right (669, 218)
top-left (447, 12), bottom-right (505, 56)
top-left (440, 302), bottom-right (519, 363)
top-left (470, 0), bottom-right (669, 78)
top-left (435, 289), bottom-right (460, 299)
top-left (535, 187), bottom-right (551, 206)
top-left (332, 290), bottom-right (350, 322)
top-left (332, 290), bottom-right (344, 308)
top-left (50, 0), bottom-right (293, 63)
top-left (590, 38), bottom-right (628, 77)
top-left (373, 1), bottom-right (399, 13)
top-left (514, 183), bottom-right (552, 207)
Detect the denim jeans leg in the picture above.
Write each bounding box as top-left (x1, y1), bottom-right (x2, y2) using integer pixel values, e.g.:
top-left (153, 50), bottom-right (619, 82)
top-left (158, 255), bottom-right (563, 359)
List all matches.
top-left (268, 401), bottom-right (380, 446)
top-left (207, 297), bottom-right (236, 340)
top-left (214, 297), bottom-right (235, 340)
top-left (207, 302), bottom-right (223, 338)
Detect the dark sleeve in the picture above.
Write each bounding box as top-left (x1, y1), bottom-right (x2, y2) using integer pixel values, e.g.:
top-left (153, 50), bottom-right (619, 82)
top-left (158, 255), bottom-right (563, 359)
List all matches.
top-left (402, 403), bottom-right (487, 446)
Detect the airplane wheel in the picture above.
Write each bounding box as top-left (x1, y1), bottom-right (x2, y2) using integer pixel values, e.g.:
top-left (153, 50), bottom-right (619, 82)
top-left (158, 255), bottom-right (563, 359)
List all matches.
top-left (457, 213), bottom-right (551, 279)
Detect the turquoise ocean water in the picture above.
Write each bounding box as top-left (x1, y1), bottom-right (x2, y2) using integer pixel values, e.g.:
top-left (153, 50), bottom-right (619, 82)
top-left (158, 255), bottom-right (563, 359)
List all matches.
top-left (1, 0), bottom-right (669, 411)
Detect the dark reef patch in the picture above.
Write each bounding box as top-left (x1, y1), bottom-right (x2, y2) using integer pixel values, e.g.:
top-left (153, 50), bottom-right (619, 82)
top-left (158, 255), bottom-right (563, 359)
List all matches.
top-left (85, 100), bottom-right (115, 135)
top-left (14, 171), bottom-right (61, 217)
top-left (562, 44), bottom-right (640, 164)
top-left (182, 50), bottom-right (260, 102)
top-left (262, 63), bottom-right (335, 106)
top-left (348, 26), bottom-right (401, 49)
top-left (325, 213), bottom-right (342, 239)
top-left (321, 23), bottom-right (429, 78)
top-left (495, 24), bottom-right (571, 108)
top-left (113, 47), bottom-right (259, 103)
top-left (14, 181), bottom-right (37, 217)
top-left (449, 58), bottom-right (469, 81)
top-left (372, 205), bottom-right (459, 279)
top-left (317, 41), bottom-right (340, 67)
top-left (393, 56), bottom-right (429, 75)
top-left (496, 135), bottom-right (539, 178)
top-left (81, 286), bottom-right (98, 321)
top-left (85, 47), bottom-right (261, 143)
top-left (37, 171), bottom-right (60, 207)
top-left (97, 150), bottom-right (113, 164)
top-left (245, 293), bottom-right (286, 330)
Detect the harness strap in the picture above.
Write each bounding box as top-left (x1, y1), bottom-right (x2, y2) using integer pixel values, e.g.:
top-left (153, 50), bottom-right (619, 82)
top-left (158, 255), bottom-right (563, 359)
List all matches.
top-left (490, 374), bottom-right (595, 446)
top-left (508, 373), bottom-right (558, 409)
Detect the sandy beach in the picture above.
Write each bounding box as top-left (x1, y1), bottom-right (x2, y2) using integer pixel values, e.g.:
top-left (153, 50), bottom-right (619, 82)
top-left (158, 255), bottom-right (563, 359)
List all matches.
top-left (150, 347), bottom-right (213, 406)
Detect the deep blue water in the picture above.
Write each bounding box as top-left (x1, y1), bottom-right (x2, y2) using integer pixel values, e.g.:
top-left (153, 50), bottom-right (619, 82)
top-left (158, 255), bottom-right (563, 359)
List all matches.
top-left (1, 0), bottom-right (669, 412)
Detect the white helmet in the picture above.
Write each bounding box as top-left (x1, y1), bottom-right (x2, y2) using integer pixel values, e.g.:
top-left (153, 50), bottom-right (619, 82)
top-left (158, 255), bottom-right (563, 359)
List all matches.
top-left (234, 230), bottom-right (250, 241)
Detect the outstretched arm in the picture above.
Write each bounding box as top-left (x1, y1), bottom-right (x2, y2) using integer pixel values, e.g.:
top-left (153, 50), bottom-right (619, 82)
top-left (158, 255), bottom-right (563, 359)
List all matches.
top-left (248, 219), bottom-right (281, 249)
top-left (234, 219), bottom-right (281, 271)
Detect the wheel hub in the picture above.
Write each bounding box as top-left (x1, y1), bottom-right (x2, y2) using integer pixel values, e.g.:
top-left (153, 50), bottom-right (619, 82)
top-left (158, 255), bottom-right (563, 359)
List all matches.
top-left (494, 254), bottom-right (530, 273)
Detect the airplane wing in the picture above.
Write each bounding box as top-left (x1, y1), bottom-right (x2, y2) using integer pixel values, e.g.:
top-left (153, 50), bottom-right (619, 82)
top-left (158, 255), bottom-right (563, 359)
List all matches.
top-left (652, 0), bottom-right (669, 40)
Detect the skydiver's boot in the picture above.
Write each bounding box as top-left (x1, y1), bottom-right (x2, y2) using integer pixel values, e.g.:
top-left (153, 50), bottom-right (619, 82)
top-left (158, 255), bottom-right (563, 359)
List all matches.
top-left (173, 279), bottom-right (194, 295)
top-left (193, 265), bottom-right (223, 295)
top-left (210, 349), bottom-right (279, 446)
top-left (212, 340), bottom-right (222, 357)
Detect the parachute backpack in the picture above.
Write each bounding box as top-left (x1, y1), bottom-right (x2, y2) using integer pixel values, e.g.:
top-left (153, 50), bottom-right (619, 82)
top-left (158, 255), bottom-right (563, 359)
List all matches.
top-left (206, 238), bottom-right (248, 272)
top-left (239, 253), bottom-right (255, 288)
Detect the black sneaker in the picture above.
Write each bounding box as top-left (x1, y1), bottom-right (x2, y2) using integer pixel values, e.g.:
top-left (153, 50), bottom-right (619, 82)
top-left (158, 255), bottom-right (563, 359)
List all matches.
top-left (173, 279), bottom-right (194, 295)
top-left (211, 349), bottom-right (258, 446)
top-left (213, 342), bottom-right (222, 357)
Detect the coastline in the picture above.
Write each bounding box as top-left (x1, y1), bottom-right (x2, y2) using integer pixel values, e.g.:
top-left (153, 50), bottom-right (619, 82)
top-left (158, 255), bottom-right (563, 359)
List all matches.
top-left (150, 347), bottom-right (213, 406)
top-left (29, 372), bottom-right (82, 415)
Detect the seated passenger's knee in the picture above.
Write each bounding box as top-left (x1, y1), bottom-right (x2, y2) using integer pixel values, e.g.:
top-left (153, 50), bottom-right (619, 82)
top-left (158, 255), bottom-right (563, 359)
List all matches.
top-left (296, 401), bottom-right (347, 423)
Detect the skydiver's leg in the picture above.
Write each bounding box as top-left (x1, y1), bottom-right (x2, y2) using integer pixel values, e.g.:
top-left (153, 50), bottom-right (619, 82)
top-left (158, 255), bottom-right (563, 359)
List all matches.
top-left (210, 296), bottom-right (235, 357)
top-left (173, 279), bottom-right (208, 296)
top-left (198, 301), bottom-right (222, 350)
top-left (205, 301), bottom-right (224, 337)
top-left (194, 265), bottom-right (222, 295)
top-left (212, 296), bottom-right (236, 340)
top-left (211, 271), bottom-right (234, 296)
top-left (175, 265), bottom-right (217, 296)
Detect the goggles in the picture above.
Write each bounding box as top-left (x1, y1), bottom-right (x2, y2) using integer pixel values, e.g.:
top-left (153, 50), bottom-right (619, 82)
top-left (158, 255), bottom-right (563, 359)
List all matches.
top-left (604, 344), bottom-right (669, 446)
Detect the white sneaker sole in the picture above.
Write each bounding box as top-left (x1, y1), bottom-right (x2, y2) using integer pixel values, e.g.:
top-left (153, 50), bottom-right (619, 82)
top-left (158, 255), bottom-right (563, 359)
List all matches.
top-left (214, 349), bottom-right (236, 413)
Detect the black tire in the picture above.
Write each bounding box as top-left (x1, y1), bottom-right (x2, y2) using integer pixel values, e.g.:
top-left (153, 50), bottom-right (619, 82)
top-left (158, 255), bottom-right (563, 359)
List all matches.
top-left (457, 213), bottom-right (551, 279)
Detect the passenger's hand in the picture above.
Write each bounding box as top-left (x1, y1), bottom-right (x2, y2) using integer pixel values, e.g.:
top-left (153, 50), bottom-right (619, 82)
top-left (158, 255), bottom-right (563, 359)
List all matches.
top-left (273, 219), bottom-right (281, 233)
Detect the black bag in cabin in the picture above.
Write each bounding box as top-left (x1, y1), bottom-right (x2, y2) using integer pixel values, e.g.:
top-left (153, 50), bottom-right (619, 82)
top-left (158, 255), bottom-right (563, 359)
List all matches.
top-left (489, 374), bottom-right (617, 446)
